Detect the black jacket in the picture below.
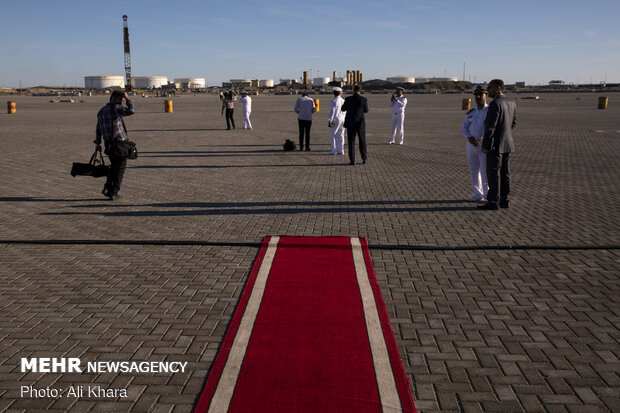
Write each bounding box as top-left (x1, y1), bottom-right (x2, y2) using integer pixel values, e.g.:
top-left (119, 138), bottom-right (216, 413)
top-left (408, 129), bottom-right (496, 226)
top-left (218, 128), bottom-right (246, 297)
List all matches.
top-left (341, 93), bottom-right (368, 128)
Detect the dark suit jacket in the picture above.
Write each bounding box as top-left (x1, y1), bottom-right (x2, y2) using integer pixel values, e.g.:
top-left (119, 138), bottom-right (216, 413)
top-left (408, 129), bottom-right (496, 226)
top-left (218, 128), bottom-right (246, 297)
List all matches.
top-left (482, 94), bottom-right (517, 153)
top-left (341, 93), bottom-right (369, 128)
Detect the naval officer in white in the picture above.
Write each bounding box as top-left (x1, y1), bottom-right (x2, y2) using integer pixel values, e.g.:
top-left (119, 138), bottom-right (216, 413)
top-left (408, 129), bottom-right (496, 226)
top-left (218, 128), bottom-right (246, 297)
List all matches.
top-left (388, 87), bottom-right (407, 145)
top-left (328, 87), bottom-right (345, 155)
top-left (461, 85), bottom-right (489, 201)
top-left (239, 91), bottom-right (252, 130)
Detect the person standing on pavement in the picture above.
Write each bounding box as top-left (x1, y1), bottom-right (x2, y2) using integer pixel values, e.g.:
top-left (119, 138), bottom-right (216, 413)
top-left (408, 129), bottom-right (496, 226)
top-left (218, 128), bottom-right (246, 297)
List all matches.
top-left (479, 79), bottom-right (517, 210)
top-left (94, 90), bottom-right (135, 200)
top-left (388, 87), bottom-right (407, 145)
top-left (462, 85), bottom-right (489, 202)
top-left (294, 92), bottom-right (316, 151)
top-left (239, 91), bottom-right (253, 130)
top-left (222, 91), bottom-right (237, 130)
top-left (341, 84), bottom-right (369, 165)
top-left (328, 87), bottom-right (345, 155)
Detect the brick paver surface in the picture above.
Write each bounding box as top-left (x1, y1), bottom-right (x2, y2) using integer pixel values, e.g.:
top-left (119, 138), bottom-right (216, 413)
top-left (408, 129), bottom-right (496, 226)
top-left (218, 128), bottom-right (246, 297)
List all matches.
top-left (1, 93), bottom-right (619, 412)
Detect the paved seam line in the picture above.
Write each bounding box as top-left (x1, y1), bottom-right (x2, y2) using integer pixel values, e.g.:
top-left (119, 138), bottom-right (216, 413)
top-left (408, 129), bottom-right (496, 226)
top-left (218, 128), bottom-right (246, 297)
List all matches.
top-left (1, 240), bottom-right (619, 251)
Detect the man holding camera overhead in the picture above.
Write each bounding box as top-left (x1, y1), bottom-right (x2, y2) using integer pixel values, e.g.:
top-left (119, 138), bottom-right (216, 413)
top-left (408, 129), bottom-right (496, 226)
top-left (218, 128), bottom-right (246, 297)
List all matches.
top-left (388, 87), bottom-right (407, 145)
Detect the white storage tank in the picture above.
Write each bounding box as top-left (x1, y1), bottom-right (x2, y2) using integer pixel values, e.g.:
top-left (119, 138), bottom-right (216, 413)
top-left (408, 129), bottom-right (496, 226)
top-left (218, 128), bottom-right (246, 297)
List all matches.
top-left (259, 79), bottom-right (274, 87)
top-left (312, 77), bottom-right (331, 87)
top-left (174, 78), bottom-right (206, 89)
top-left (387, 76), bottom-right (415, 84)
top-left (132, 76), bottom-right (168, 89)
top-left (84, 75), bottom-right (125, 89)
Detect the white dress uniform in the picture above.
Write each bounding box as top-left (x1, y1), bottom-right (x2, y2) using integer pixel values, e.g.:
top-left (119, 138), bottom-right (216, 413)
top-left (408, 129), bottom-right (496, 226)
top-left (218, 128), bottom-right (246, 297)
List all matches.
top-left (389, 96), bottom-right (407, 144)
top-left (461, 104), bottom-right (489, 200)
top-left (328, 95), bottom-right (345, 154)
top-left (239, 95), bottom-right (252, 129)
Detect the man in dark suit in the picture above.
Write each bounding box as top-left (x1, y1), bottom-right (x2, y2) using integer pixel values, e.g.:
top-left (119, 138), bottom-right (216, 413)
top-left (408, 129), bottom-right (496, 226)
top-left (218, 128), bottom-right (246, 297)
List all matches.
top-left (479, 79), bottom-right (517, 210)
top-left (341, 85), bottom-right (369, 165)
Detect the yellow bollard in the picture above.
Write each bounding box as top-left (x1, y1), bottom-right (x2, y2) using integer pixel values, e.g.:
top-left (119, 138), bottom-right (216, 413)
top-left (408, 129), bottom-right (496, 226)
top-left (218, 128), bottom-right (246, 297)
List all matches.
top-left (7, 101), bottom-right (16, 114)
top-left (598, 96), bottom-right (608, 109)
top-left (462, 98), bottom-right (471, 110)
top-left (314, 99), bottom-right (319, 112)
top-left (165, 100), bottom-right (173, 113)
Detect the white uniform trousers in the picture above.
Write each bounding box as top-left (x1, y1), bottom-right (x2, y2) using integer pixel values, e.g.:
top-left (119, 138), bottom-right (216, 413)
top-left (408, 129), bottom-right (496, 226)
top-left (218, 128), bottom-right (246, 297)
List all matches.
top-left (466, 142), bottom-right (488, 198)
top-left (330, 117), bottom-right (345, 154)
top-left (242, 110), bottom-right (252, 129)
top-left (390, 113), bottom-right (405, 144)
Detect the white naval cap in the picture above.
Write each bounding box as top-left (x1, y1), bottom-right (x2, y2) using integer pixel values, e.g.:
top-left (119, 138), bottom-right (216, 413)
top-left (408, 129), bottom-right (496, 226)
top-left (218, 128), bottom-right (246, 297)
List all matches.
top-left (332, 87), bottom-right (343, 92)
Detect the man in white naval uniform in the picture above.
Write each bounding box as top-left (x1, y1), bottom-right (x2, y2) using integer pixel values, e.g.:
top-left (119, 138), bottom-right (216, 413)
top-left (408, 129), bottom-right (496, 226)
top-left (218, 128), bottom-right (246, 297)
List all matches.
top-left (461, 85), bottom-right (489, 201)
top-left (328, 87), bottom-right (346, 155)
top-left (388, 87), bottom-right (407, 145)
top-left (239, 92), bottom-right (252, 130)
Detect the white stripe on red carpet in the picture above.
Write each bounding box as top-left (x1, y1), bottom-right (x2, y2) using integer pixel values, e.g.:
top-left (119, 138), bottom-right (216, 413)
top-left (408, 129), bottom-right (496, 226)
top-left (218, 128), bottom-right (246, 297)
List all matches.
top-left (195, 236), bottom-right (417, 413)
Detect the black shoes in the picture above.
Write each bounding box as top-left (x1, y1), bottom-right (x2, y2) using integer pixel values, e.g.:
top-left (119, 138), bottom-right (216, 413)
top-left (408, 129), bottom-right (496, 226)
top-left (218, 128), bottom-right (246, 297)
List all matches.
top-left (349, 161), bottom-right (355, 165)
top-left (306, 147), bottom-right (311, 151)
top-left (500, 202), bottom-right (509, 209)
top-left (362, 159), bottom-right (367, 164)
top-left (102, 188), bottom-right (119, 201)
top-left (477, 203), bottom-right (499, 210)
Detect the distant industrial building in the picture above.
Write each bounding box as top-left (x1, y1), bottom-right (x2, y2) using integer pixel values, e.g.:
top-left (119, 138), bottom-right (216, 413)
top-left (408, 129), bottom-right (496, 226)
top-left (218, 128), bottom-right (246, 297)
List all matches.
top-left (259, 79), bottom-right (275, 88)
top-left (312, 77), bottom-right (331, 87)
top-left (279, 79), bottom-right (300, 86)
top-left (415, 76), bottom-right (459, 83)
top-left (387, 76), bottom-right (415, 84)
top-left (174, 78), bottom-right (206, 89)
top-left (84, 75), bottom-right (125, 89)
top-left (132, 76), bottom-right (168, 89)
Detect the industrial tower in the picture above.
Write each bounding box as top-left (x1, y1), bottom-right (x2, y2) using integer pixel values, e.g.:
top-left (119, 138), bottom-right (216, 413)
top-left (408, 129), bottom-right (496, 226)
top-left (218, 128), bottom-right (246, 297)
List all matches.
top-left (123, 15), bottom-right (132, 91)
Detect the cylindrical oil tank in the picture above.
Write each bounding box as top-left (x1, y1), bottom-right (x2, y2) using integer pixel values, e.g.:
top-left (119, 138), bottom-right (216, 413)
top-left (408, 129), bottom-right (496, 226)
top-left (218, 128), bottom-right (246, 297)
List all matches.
top-left (132, 76), bottom-right (168, 89)
top-left (174, 78), bottom-right (206, 89)
top-left (312, 77), bottom-right (330, 87)
top-left (387, 76), bottom-right (415, 84)
top-left (303, 72), bottom-right (308, 85)
top-left (84, 75), bottom-right (125, 89)
top-left (259, 79), bottom-right (274, 87)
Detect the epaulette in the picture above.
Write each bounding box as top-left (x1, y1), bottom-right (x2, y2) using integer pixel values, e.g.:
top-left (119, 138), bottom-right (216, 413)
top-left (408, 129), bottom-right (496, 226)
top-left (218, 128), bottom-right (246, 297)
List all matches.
top-left (466, 108), bottom-right (475, 114)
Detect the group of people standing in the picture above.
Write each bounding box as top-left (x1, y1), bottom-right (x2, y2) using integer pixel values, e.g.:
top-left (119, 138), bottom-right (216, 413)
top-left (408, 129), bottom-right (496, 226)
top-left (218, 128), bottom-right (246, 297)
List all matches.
top-left (295, 85), bottom-right (369, 164)
top-left (461, 79), bottom-right (517, 210)
top-left (296, 79), bottom-right (517, 209)
top-left (93, 80), bottom-right (516, 210)
top-left (221, 90), bottom-right (252, 130)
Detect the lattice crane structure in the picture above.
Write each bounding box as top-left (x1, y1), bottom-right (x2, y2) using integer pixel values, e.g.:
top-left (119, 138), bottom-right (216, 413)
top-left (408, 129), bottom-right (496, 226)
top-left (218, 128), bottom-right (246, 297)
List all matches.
top-left (123, 15), bottom-right (133, 91)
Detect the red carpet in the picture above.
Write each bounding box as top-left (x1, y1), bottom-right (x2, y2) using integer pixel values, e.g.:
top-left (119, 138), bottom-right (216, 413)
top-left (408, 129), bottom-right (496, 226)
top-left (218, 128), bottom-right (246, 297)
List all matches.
top-left (195, 236), bottom-right (416, 413)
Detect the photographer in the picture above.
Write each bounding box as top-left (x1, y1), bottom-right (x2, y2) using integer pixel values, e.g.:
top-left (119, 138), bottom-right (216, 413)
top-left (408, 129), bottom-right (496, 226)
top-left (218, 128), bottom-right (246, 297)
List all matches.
top-left (388, 87), bottom-right (407, 145)
top-left (94, 90), bottom-right (135, 200)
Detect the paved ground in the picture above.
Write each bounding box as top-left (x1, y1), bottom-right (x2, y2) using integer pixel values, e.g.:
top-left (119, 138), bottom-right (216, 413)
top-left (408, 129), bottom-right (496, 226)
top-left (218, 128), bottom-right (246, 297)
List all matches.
top-left (0, 92), bottom-right (618, 412)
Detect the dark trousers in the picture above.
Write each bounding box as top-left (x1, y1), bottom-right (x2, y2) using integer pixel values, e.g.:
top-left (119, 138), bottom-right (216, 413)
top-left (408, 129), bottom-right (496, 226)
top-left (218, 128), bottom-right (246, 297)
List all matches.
top-left (486, 152), bottom-right (511, 206)
top-left (104, 155), bottom-right (127, 196)
top-left (225, 108), bottom-right (235, 129)
top-left (346, 123), bottom-right (367, 164)
top-left (298, 119), bottom-right (312, 149)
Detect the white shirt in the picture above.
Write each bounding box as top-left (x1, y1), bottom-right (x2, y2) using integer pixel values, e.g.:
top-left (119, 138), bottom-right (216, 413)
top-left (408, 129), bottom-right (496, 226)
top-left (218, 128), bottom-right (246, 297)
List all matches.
top-left (391, 96), bottom-right (407, 114)
top-left (328, 96), bottom-right (345, 123)
top-left (239, 96), bottom-right (252, 112)
top-left (294, 96), bottom-right (316, 121)
top-left (461, 104), bottom-right (489, 139)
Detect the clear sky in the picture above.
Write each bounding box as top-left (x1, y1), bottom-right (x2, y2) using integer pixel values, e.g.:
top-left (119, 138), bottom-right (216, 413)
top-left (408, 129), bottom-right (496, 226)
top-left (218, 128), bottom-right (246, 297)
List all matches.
top-left (1, 0), bottom-right (619, 88)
